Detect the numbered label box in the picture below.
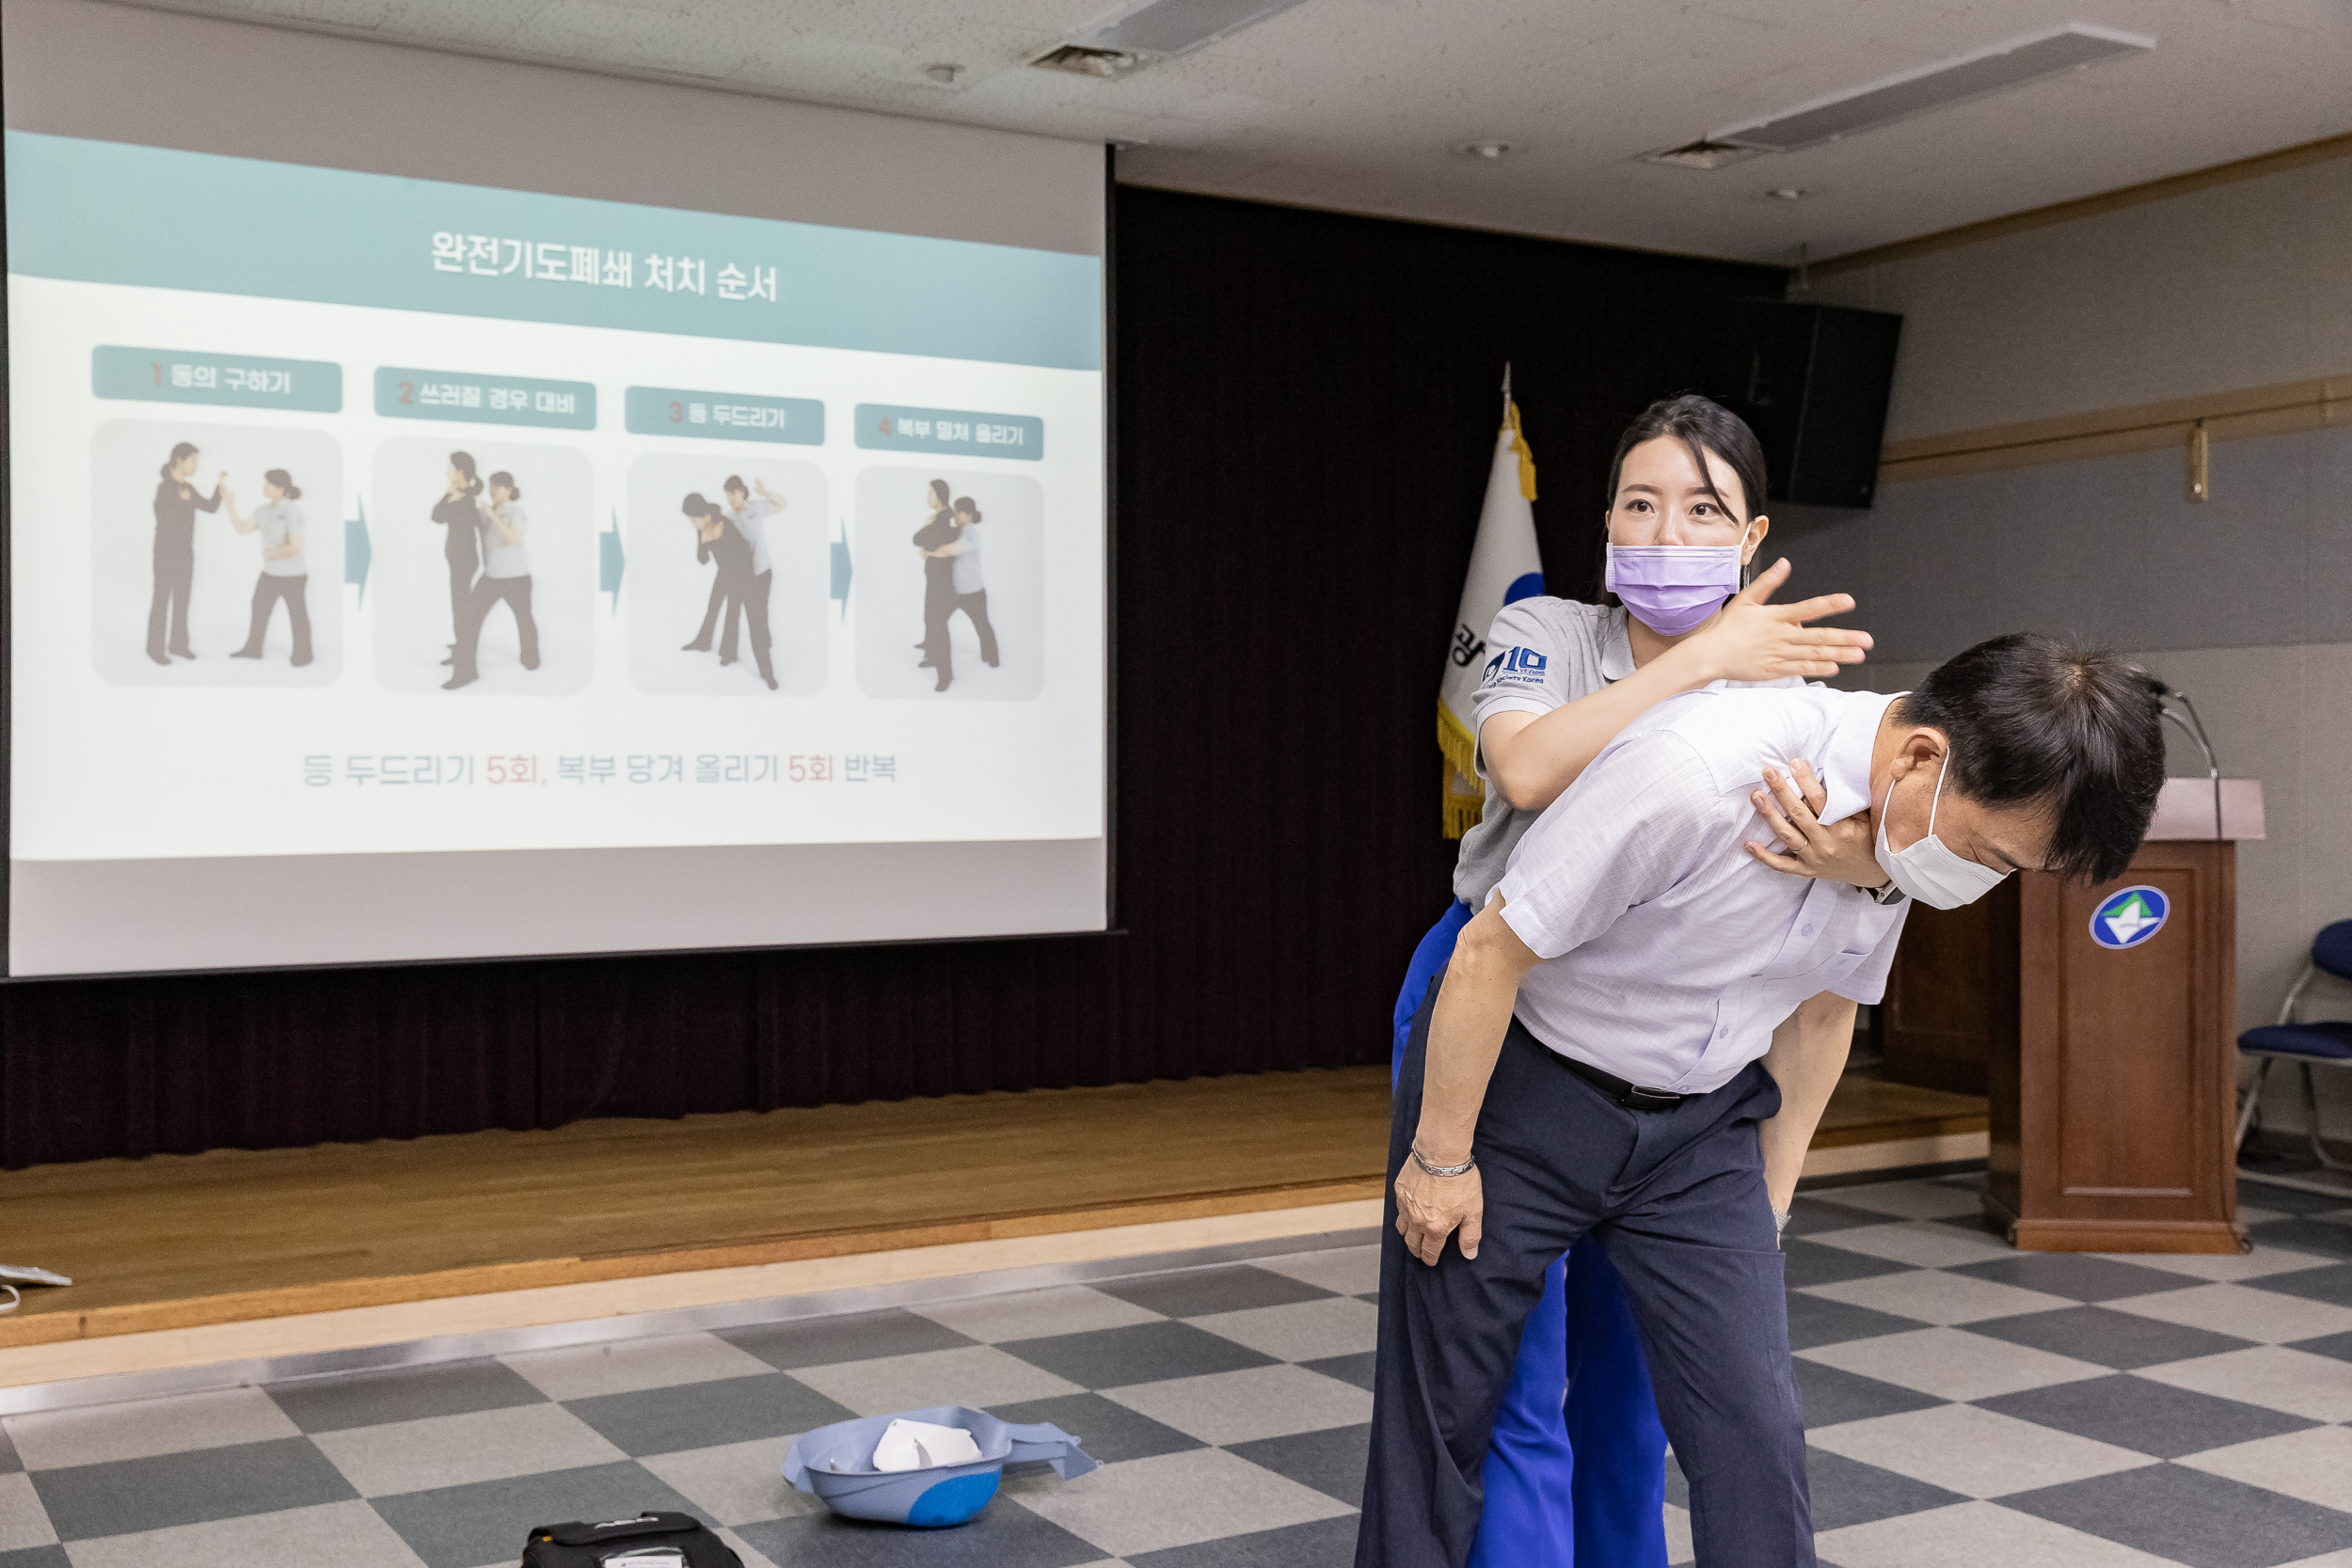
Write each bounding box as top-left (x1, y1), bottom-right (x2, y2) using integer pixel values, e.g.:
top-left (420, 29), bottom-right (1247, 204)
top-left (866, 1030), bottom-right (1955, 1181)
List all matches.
top-left (625, 386), bottom-right (823, 445)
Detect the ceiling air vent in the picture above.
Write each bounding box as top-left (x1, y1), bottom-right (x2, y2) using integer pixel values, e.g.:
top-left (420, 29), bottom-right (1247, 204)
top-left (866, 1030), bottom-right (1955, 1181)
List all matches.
top-left (1710, 22), bottom-right (2154, 153)
top-left (1029, 43), bottom-right (1144, 78)
top-left (1643, 139), bottom-right (1768, 172)
top-left (1036, 0), bottom-right (1315, 77)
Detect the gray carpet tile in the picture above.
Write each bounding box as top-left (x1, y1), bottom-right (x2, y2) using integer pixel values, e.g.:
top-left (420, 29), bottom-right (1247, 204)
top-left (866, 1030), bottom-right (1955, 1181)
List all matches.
top-left (1222, 1423), bottom-right (1371, 1506)
top-left (1962, 1304), bottom-right (2261, 1371)
top-left (998, 1321), bottom-right (1279, 1388)
top-left (29, 1437), bottom-right (355, 1541)
top-left (1097, 1265), bottom-right (1338, 1320)
top-left (719, 1309), bottom-right (978, 1371)
top-left (268, 1359), bottom-right (548, 1433)
top-left (2000, 1461), bottom-right (2352, 1568)
top-left (1978, 1373), bottom-right (2320, 1460)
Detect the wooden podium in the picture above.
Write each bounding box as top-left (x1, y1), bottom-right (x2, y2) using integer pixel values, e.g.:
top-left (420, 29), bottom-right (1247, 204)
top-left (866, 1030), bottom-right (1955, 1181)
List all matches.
top-left (1882, 780), bottom-right (2265, 1254)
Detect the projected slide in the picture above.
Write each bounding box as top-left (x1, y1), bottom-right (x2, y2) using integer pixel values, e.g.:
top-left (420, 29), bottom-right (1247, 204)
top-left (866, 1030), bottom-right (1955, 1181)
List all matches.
top-left (5, 130), bottom-right (1104, 939)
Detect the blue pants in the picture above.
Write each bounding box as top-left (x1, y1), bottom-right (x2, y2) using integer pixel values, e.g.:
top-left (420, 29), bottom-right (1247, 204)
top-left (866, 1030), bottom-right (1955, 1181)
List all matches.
top-left (1392, 902), bottom-right (1669, 1568)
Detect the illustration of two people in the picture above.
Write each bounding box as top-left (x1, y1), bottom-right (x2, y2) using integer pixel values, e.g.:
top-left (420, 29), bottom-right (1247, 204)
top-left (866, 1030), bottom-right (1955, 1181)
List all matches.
top-left (147, 440), bottom-right (313, 667)
top-left (913, 477), bottom-right (995, 693)
top-left (432, 451), bottom-right (538, 690)
top-left (678, 473), bottom-right (783, 690)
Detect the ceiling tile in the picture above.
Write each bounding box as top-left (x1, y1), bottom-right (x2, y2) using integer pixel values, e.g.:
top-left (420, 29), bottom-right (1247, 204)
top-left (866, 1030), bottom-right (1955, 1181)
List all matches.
top-left (129, 0), bottom-right (2352, 260)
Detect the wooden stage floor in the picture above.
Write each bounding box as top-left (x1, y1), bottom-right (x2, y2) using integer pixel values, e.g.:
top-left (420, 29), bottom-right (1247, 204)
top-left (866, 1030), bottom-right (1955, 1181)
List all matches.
top-left (0, 1067), bottom-right (1985, 1356)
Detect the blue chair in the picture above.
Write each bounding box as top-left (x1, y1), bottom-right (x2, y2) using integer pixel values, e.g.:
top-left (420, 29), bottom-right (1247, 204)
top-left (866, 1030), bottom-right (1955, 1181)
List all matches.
top-left (2236, 920), bottom-right (2352, 1172)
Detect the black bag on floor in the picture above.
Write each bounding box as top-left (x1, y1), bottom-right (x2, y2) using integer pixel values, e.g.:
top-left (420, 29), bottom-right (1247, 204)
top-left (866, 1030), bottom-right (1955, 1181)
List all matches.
top-left (520, 1512), bottom-right (742, 1568)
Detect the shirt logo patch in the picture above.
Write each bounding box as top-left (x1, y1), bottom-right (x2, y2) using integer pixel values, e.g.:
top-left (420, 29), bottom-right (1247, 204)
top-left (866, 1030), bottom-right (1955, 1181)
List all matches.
top-left (2089, 885), bottom-right (2169, 950)
top-left (1480, 645), bottom-right (1549, 688)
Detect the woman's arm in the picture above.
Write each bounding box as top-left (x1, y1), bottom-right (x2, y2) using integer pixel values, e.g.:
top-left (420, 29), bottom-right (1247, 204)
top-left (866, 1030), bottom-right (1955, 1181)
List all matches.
top-left (1482, 560), bottom-right (1867, 813)
top-left (1744, 759), bottom-right (1886, 890)
top-left (264, 526), bottom-right (301, 562)
top-left (226, 494), bottom-right (254, 533)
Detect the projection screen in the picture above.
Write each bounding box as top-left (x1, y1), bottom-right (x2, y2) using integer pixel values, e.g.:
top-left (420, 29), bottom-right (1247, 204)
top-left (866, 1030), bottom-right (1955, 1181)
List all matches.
top-left (2, 0), bottom-right (1109, 977)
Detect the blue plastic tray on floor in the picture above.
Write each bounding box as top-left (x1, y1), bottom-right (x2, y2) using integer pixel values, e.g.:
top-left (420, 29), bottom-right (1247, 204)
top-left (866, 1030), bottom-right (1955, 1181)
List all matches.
top-left (781, 1405), bottom-right (1099, 1528)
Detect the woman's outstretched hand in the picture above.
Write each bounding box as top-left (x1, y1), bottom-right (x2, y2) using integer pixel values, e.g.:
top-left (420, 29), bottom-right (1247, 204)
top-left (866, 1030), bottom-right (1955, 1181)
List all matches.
top-left (1692, 558), bottom-right (1871, 683)
top-left (1743, 757), bottom-right (1887, 890)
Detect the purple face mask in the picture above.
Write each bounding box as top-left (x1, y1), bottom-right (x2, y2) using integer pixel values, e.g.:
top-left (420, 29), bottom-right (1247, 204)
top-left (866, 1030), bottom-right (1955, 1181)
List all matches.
top-left (1604, 526), bottom-right (1752, 637)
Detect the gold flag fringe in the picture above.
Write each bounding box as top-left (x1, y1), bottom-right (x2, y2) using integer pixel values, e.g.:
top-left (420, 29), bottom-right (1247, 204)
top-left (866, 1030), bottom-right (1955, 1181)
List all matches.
top-left (1442, 762), bottom-right (1485, 840)
top-left (1505, 400), bottom-right (1537, 501)
top-left (1438, 706), bottom-right (1484, 837)
top-left (1437, 701), bottom-right (1479, 784)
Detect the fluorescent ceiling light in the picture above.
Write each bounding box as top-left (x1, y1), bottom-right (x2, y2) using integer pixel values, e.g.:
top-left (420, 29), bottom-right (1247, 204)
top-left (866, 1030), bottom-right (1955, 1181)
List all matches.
top-left (1062, 0), bottom-right (1316, 61)
top-left (1709, 22), bottom-right (2155, 153)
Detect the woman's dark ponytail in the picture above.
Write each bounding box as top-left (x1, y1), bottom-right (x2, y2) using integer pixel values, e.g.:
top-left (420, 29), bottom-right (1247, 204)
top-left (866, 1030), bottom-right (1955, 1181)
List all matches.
top-left (161, 441), bottom-right (198, 482)
top-left (450, 451), bottom-right (482, 496)
top-left (264, 467), bottom-right (301, 501)
top-left (488, 470), bottom-right (521, 500)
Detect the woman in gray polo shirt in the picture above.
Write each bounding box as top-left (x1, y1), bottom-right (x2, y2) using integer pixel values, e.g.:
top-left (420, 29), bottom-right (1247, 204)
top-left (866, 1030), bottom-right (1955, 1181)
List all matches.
top-left (1393, 394), bottom-right (1889, 1568)
top-left (226, 467), bottom-right (312, 667)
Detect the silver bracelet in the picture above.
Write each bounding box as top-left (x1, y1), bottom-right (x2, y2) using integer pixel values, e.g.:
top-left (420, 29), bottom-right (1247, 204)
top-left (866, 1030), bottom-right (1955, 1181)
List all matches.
top-left (1773, 1207), bottom-right (1792, 1234)
top-left (1411, 1144), bottom-right (1476, 1179)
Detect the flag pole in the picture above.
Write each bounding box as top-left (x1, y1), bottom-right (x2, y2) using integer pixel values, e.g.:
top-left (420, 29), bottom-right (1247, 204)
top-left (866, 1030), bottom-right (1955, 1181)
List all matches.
top-left (1502, 361), bottom-right (1512, 418)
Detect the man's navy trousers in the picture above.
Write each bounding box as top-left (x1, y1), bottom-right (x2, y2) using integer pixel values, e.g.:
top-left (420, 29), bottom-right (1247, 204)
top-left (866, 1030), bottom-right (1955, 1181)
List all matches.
top-left (1359, 990), bottom-right (1814, 1568)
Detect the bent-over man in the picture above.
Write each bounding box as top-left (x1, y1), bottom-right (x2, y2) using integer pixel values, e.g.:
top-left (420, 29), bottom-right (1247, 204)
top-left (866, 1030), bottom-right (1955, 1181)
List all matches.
top-left (1359, 632), bottom-right (2166, 1568)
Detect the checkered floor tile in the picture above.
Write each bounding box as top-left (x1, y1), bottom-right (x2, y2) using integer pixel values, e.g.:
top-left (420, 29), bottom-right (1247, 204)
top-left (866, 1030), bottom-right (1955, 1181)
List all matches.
top-left (5, 1168), bottom-right (2351, 1567)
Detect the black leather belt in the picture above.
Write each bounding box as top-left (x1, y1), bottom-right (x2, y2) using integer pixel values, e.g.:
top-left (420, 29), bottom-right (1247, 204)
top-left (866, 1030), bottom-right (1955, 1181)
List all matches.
top-left (1554, 1052), bottom-right (1689, 1112)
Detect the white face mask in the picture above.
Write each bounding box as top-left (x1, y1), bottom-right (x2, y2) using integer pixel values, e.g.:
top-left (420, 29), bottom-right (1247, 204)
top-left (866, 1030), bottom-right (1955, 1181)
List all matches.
top-left (1873, 752), bottom-right (2010, 911)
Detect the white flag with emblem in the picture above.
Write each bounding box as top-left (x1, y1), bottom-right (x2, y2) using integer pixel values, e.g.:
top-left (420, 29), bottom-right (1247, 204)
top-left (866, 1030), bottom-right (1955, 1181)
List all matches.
top-left (1437, 387), bottom-right (1542, 838)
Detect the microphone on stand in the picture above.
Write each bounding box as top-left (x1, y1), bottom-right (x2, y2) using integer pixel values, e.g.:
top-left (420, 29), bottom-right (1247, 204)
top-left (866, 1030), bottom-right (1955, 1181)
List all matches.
top-left (2143, 673), bottom-right (2224, 842)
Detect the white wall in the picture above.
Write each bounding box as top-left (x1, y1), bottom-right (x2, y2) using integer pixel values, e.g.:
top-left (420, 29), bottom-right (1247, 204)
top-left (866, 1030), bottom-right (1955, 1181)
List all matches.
top-left (1778, 150), bottom-right (2352, 1144)
top-left (1812, 155), bottom-right (2352, 440)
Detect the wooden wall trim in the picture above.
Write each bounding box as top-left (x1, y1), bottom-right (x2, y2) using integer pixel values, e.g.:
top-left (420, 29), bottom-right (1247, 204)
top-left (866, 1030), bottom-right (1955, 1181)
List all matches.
top-left (1880, 372), bottom-right (2352, 485)
top-left (1815, 131), bottom-right (2352, 279)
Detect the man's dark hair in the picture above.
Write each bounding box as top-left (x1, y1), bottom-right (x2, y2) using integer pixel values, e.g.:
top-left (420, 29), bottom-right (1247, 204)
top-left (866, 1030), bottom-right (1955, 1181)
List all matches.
top-left (1897, 633), bottom-right (2165, 885)
top-left (1605, 393), bottom-right (1769, 523)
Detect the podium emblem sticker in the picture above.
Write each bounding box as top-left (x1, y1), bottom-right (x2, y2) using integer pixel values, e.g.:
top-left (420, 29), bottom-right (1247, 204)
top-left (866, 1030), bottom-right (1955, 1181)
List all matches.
top-left (2090, 884), bottom-right (2169, 950)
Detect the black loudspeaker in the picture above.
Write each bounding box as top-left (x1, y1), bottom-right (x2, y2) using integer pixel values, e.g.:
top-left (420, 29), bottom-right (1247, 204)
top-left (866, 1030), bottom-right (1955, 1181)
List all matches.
top-left (1703, 300), bottom-right (1902, 510)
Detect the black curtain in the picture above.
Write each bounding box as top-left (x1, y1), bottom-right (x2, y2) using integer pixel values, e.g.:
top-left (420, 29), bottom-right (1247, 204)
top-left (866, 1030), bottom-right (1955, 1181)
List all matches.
top-left (0, 187), bottom-right (1780, 1169)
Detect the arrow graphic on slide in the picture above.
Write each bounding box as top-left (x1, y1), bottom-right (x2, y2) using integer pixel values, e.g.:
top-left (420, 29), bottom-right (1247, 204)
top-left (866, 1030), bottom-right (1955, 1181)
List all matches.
top-left (831, 522), bottom-right (852, 621)
top-left (344, 499), bottom-right (372, 604)
top-left (600, 508), bottom-right (625, 614)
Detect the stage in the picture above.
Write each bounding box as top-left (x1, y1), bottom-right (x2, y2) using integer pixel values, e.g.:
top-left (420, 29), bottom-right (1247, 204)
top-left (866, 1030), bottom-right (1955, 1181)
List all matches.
top-left (0, 1068), bottom-right (1983, 1394)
